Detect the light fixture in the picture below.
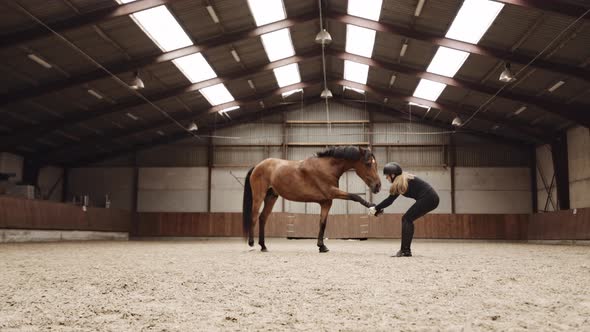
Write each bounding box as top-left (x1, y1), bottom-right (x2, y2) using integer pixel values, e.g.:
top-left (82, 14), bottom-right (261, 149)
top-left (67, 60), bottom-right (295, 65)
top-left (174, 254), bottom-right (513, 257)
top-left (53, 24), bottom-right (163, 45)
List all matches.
top-left (230, 49), bottom-right (241, 63)
top-left (492, 124), bottom-right (500, 130)
top-left (87, 89), bottom-right (104, 100)
top-left (156, 130), bottom-right (165, 136)
top-left (126, 113), bottom-right (139, 120)
top-left (247, 79), bottom-right (256, 89)
top-left (548, 80), bottom-right (565, 93)
top-left (451, 116), bottom-right (463, 127)
top-left (27, 54), bottom-right (52, 69)
top-left (388, 74), bottom-right (397, 88)
top-left (499, 62), bottom-right (516, 83)
top-left (315, 29), bottom-right (332, 45)
top-left (399, 42), bottom-right (408, 57)
top-left (259, 101), bottom-right (265, 108)
top-left (383, 97), bottom-right (389, 103)
top-left (514, 106), bottom-right (527, 115)
top-left (320, 87), bottom-right (333, 99)
top-left (343, 86), bottom-right (365, 94)
top-left (414, 0), bottom-right (425, 17)
top-left (282, 88), bottom-right (303, 98)
top-left (130, 71), bottom-right (145, 90)
top-left (188, 122), bottom-right (198, 131)
top-left (206, 5), bottom-right (220, 23)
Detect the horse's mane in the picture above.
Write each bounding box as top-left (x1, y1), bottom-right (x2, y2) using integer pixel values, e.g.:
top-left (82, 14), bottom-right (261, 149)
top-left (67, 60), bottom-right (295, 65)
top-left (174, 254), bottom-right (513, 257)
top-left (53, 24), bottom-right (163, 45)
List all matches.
top-left (316, 146), bottom-right (365, 161)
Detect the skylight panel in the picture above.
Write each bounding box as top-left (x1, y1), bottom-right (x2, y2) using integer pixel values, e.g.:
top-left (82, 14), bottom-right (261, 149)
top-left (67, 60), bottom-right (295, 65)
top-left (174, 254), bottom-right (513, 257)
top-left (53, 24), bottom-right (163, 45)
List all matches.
top-left (273, 63), bottom-right (301, 88)
top-left (344, 60), bottom-right (369, 84)
top-left (199, 84), bottom-right (235, 106)
top-left (172, 53), bottom-right (217, 83)
top-left (347, 0), bottom-right (383, 21)
top-left (345, 25), bottom-right (376, 58)
top-left (445, 0), bottom-right (504, 44)
top-left (260, 29), bottom-right (295, 62)
top-left (130, 6), bottom-right (192, 52)
top-left (247, 0), bottom-right (286, 26)
top-left (426, 47), bottom-right (470, 78)
top-left (413, 79), bottom-right (446, 101)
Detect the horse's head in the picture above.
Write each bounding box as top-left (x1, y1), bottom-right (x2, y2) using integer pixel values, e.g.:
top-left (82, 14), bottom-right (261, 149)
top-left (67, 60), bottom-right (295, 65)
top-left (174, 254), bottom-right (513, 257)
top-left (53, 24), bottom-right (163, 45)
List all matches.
top-left (354, 147), bottom-right (381, 194)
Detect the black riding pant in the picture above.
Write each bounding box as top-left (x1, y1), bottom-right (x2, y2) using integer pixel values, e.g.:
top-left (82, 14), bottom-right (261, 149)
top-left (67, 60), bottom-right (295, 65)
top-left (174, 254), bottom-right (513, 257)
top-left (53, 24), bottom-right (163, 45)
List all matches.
top-left (401, 190), bottom-right (439, 251)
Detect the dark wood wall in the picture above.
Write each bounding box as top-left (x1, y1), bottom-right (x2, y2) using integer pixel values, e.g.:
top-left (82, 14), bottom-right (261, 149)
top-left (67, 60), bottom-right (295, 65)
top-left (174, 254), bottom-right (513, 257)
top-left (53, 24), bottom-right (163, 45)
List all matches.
top-left (528, 208), bottom-right (590, 240)
top-left (2, 196), bottom-right (588, 240)
top-left (136, 212), bottom-right (530, 240)
top-left (0, 196), bottom-right (131, 232)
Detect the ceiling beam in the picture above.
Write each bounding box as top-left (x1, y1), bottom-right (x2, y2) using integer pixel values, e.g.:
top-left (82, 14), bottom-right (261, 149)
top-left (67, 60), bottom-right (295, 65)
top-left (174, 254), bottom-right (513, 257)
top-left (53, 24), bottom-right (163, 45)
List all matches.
top-left (45, 76), bottom-right (543, 165)
top-left (0, 0), bottom-right (187, 49)
top-left (336, 79), bottom-right (545, 143)
top-left (0, 12), bottom-right (317, 106)
top-left (40, 81), bottom-right (322, 165)
top-left (327, 13), bottom-right (590, 83)
top-left (0, 53), bottom-right (320, 151)
top-left (332, 51), bottom-right (590, 127)
top-left (63, 94), bottom-right (533, 168)
top-left (7, 47), bottom-right (579, 151)
top-left (495, 0), bottom-right (590, 19)
top-left (61, 100), bottom-right (320, 167)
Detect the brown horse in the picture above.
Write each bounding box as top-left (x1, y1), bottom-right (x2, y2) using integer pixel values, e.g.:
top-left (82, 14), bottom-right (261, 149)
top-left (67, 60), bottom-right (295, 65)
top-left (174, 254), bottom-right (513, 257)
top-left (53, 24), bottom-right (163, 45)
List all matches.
top-left (242, 146), bottom-right (381, 253)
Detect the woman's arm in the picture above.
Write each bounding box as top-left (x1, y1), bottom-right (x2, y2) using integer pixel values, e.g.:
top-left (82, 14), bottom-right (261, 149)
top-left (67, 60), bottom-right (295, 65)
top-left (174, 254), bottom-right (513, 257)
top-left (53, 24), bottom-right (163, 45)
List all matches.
top-left (375, 194), bottom-right (399, 211)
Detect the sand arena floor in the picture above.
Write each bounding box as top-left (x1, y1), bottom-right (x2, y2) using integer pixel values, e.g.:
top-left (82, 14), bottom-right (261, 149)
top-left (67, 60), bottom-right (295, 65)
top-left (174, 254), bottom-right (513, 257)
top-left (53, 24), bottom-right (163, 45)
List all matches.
top-left (1, 238), bottom-right (589, 331)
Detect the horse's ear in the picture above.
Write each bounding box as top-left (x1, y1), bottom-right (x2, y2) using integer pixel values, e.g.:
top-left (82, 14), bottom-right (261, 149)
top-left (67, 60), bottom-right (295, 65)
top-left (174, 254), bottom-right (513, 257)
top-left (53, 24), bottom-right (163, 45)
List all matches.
top-left (358, 146), bottom-right (366, 155)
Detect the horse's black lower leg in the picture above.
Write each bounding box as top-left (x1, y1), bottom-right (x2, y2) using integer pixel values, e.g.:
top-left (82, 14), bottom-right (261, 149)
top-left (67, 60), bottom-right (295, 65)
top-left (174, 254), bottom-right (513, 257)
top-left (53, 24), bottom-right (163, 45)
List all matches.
top-left (258, 217), bottom-right (267, 252)
top-left (317, 218), bottom-right (329, 252)
top-left (258, 189), bottom-right (278, 252)
top-left (317, 201), bottom-right (332, 253)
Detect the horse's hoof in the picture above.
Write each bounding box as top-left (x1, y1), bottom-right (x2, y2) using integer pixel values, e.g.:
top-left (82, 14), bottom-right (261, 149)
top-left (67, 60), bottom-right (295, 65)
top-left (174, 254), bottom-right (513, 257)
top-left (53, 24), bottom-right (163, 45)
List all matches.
top-left (248, 240), bottom-right (254, 247)
top-left (318, 245), bottom-right (329, 253)
top-left (261, 247), bottom-right (268, 252)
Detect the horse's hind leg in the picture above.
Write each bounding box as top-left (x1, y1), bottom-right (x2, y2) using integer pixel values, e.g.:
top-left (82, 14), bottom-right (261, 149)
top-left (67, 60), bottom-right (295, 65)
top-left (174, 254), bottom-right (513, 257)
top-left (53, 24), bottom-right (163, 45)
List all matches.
top-left (258, 189), bottom-right (279, 252)
top-left (249, 182), bottom-right (267, 247)
top-left (317, 200), bottom-right (333, 253)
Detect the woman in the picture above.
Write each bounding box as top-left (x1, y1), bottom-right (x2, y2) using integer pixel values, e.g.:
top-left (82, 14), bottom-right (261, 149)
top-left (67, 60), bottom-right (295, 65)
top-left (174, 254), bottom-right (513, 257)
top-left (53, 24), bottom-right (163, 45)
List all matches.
top-left (369, 162), bottom-right (439, 257)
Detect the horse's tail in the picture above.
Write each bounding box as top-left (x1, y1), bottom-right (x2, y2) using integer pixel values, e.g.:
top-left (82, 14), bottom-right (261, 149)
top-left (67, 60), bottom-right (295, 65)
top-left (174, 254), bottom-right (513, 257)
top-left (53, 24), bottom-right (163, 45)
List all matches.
top-left (242, 167), bottom-right (255, 239)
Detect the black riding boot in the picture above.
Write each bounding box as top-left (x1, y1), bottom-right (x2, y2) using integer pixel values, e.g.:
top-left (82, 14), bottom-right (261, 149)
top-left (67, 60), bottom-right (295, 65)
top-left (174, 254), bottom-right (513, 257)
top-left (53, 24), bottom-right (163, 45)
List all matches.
top-left (393, 219), bottom-right (414, 257)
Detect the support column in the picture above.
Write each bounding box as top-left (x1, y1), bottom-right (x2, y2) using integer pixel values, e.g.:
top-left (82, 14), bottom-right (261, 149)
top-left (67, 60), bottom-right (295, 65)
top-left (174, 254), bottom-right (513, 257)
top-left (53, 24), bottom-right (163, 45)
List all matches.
top-left (207, 134), bottom-right (213, 213)
top-left (449, 134), bottom-right (456, 214)
top-left (131, 152), bottom-right (139, 237)
top-left (530, 144), bottom-right (538, 213)
top-left (61, 168), bottom-right (69, 203)
top-left (551, 134), bottom-right (570, 210)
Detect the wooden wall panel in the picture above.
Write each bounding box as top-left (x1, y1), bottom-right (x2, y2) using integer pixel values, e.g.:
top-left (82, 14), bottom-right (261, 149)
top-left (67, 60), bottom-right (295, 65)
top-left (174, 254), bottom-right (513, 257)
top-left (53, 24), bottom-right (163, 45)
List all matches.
top-left (4, 195), bottom-right (586, 241)
top-left (137, 212), bottom-right (531, 240)
top-left (0, 196), bottom-right (131, 232)
top-left (528, 208), bottom-right (590, 240)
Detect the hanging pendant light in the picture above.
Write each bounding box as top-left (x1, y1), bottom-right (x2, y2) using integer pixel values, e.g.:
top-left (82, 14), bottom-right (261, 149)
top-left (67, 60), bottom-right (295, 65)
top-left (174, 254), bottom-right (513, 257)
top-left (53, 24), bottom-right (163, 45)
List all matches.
top-left (315, 29), bottom-right (332, 45)
top-left (130, 71), bottom-right (145, 90)
top-left (451, 116), bottom-right (463, 127)
top-left (188, 122), bottom-right (198, 132)
top-left (320, 87), bottom-right (333, 99)
top-left (499, 63), bottom-right (515, 83)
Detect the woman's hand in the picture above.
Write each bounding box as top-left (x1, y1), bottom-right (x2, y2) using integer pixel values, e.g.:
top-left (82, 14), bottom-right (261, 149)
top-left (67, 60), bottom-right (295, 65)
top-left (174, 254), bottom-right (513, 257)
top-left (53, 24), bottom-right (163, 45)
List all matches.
top-left (368, 206), bottom-right (377, 216)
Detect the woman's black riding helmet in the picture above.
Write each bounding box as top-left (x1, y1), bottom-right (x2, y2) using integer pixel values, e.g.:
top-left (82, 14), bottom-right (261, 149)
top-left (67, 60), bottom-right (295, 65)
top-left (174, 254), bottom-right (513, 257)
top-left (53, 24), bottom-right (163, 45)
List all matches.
top-left (383, 162), bottom-right (402, 178)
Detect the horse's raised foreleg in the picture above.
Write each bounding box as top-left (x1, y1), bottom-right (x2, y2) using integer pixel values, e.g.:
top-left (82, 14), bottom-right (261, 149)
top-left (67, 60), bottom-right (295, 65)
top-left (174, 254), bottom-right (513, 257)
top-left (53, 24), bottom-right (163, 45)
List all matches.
top-left (258, 189), bottom-right (279, 252)
top-left (331, 188), bottom-right (373, 208)
top-left (317, 200), bottom-right (333, 253)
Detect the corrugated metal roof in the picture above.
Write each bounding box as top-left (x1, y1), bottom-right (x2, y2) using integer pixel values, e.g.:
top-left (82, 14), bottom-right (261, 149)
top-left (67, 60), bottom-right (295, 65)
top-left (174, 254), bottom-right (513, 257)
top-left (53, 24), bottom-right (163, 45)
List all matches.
top-left (0, 0), bottom-right (589, 164)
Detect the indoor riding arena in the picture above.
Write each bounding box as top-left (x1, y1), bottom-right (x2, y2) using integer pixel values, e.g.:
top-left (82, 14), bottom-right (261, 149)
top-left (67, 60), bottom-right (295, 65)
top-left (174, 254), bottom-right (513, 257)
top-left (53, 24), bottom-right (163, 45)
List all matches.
top-left (1, 0), bottom-right (589, 331)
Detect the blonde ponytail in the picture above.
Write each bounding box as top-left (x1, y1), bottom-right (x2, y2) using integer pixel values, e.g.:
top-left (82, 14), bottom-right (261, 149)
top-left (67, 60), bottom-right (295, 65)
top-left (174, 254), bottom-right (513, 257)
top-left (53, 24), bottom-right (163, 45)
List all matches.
top-left (390, 172), bottom-right (415, 195)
